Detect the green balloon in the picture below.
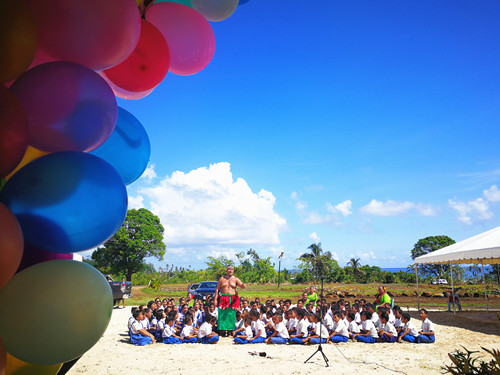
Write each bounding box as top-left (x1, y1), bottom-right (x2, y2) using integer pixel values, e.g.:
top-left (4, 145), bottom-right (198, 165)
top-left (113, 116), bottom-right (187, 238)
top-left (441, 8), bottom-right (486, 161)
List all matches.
top-left (0, 260), bottom-right (112, 365)
top-left (154, 0), bottom-right (193, 8)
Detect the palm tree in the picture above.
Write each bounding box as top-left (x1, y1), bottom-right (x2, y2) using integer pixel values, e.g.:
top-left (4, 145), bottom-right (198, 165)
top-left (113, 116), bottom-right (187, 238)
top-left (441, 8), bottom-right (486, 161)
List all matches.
top-left (347, 258), bottom-right (362, 276)
top-left (299, 242), bottom-right (332, 278)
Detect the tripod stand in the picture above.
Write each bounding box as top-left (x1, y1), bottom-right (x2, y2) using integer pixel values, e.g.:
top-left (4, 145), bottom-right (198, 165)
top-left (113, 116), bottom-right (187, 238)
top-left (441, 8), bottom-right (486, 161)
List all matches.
top-left (304, 276), bottom-right (329, 367)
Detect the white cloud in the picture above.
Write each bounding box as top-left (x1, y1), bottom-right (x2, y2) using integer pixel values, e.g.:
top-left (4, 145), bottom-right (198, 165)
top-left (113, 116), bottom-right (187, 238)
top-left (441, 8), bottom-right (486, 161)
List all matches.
top-left (302, 212), bottom-right (333, 225)
top-left (135, 162), bottom-right (286, 247)
top-left (326, 200), bottom-right (352, 217)
top-left (128, 195), bottom-right (144, 209)
top-left (140, 163), bottom-right (157, 183)
top-left (308, 232), bottom-right (320, 243)
top-left (269, 246), bottom-right (285, 258)
top-left (359, 199), bottom-right (437, 217)
top-left (484, 185), bottom-right (500, 202)
top-left (448, 197), bottom-right (493, 225)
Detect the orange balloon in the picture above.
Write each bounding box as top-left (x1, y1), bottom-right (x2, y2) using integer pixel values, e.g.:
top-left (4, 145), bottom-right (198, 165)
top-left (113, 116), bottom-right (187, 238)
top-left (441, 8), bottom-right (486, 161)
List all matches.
top-left (0, 0), bottom-right (38, 83)
top-left (5, 353), bottom-right (61, 375)
top-left (0, 338), bottom-right (5, 375)
top-left (5, 146), bottom-right (48, 181)
top-left (0, 203), bottom-right (24, 290)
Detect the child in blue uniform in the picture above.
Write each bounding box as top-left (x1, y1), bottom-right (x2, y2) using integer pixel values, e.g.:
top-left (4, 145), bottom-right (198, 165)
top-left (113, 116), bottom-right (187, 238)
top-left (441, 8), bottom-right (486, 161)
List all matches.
top-left (417, 309), bottom-right (435, 343)
top-left (129, 310), bottom-right (156, 346)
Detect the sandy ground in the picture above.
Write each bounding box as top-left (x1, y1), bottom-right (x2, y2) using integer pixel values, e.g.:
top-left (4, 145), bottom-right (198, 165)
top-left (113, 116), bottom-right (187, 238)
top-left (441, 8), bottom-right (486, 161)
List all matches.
top-left (68, 308), bottom-right (500, 375)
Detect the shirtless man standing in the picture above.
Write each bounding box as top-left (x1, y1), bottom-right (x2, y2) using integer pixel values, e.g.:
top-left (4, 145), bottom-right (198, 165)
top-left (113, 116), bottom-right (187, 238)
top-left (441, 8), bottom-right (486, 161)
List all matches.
top-left (214, 266), bottom-right (245, 336)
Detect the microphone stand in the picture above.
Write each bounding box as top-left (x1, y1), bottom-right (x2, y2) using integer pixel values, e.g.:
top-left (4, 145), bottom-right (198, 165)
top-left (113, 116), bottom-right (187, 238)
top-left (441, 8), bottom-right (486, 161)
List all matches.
top-left (304, 276), bottom-right (329, 367)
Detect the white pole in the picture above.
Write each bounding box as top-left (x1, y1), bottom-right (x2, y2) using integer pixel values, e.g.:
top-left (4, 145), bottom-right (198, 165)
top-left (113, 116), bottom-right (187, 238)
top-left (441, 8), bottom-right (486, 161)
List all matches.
top-left (481, 261), bottom-right (489, 312)
top-left (415, 263), bottom-right (420, 310)
top-left (450, 261), bottom-right (455, 315)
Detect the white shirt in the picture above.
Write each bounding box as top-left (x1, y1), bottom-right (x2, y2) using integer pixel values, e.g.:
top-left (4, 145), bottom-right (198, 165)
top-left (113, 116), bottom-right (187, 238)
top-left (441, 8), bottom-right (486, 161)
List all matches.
top-left (332, 320), bottom-right (349, 337)
top-left (128, 316), bottom-right (135, 329)
top-left (162, 324), bottom-right (175, 338)
top-left (322, 314), bottom-right (334, 330)
top-left (251, 320), bottom-right (267, 338)
top-left (388, 311), bottom-right (396, 325)
top-left (130, 320), bottom-right (141, 335)
top-left (348, 320), bottom-right (360, 334)
top-left (380, 322), bottom-right (397, 336)
top-left (315, 322), bottom-right (330, 338)
top-left (156, 319), bottom-right (165, 333)
top-left (198, 322), bottom-right (212, 338)
top-left (362, 320), bottom-right (379, 338)
top-left (140, 319), bottom-right (150, 330)
top-left (287, 317), bottom-right (298, 331)
top-left (181, 325), bottom-right (195, 338)
top-left (274, 321), bottom-right (289, 339)
top-left (243, 325), bottom-right (254, 339)
top-left (402, 321), bottom-right (419, 336)
top-left (394, 317), bottom-right (403, 329)
top-left (370, 312), bottom-right (380, 327)
top-left (421, 318), bottom-right (435, 333)
top-left (295, 319), bottom-right (309, 337)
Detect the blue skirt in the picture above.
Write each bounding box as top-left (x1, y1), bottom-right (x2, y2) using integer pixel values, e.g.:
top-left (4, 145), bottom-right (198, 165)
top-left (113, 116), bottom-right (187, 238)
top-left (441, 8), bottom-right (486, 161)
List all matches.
top-left (130, 334), bottom-right (153, 346)
top-left (163, 336), bottom-right (182, 345)
top-left (270, 337), bottom-right (288, 344)
top-left (417, 334), bottom-right (435, 343)
top-left (329, 335), bottom-right (349, 343)
top-left (249, 336), bottom-right (266, 344)
top-left (200, 335), bottom-right (219, 344)
top-left (355, 336), bottom-right (377, 343)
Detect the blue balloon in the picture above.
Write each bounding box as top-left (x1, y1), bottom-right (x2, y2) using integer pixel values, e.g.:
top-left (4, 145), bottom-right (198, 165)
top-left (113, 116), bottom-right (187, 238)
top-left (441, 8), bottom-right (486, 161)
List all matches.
top-left (90, 107), bottom-right (151, 185)
top-left (0, 152), bottom-right (128, 253)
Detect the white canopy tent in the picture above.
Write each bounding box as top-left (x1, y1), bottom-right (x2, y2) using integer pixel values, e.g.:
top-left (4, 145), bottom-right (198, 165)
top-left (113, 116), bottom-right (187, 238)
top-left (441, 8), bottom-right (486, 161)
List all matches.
top-left (414, 226), bottom-right (500, 313)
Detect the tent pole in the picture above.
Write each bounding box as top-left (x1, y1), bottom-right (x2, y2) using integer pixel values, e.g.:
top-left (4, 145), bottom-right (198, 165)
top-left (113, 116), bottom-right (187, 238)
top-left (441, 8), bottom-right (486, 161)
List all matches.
top-left (481, 261), bottom-right (488, 312)
top-left (416, 263), bottom-right (420, 310)
top-left (450, 261), bottom-right (455, 315)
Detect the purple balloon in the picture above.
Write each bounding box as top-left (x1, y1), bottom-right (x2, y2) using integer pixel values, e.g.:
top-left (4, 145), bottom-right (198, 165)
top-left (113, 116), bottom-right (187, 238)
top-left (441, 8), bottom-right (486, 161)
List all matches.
top-left (11, 62), bottom-right (117, 153)
top-left (17, 243), bottom-right (72, 273)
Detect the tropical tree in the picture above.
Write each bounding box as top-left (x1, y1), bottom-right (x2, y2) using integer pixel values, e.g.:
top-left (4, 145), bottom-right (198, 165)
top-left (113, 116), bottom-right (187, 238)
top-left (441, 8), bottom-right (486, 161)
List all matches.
top-left (298, 243), bottom-right (335, 279)
top-left (347, 258), bottom-right (363, 279)
top-left (410, 235), bottom-right (455, 278)
top-left (91, 208), bottom-right (166, 281)
top-left (205, 255), bottom-right (234, 279)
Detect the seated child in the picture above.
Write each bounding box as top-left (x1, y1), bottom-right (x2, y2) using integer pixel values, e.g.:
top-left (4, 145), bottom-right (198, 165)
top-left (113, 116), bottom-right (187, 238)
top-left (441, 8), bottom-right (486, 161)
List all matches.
top-left (417, 309), bottom-right (435, 344)
top-left (162, 315), bottom-right (182, 344)
top-left (128, 307), bottom-right (138, 332)
top-left (180, 315), bottom-right (198, 343)
top-left (140, 308), bottom-right (152, 332)
top-left (234, 318), bottom-right (253, 344)
top-left (393, 307), bottom-right (403, 334)
top-left (289, 309), bottom-right (309, 344)
top-left (235, 310), bottom-right (244, 332)
top-left (304, 314), bottom-right (329, 345)
top-left (397, 312), bottom-right (419, 343)
top-left (321, 306), bottom-right (334, 331)
top-left (377, 312), bottom-right (397, 343)
top-left (248, 309), bottom-right (267, 344)
top-left (327, 311), bottom-right (349, 343)
top-left (197, 315), bottom-right (219, 344)
top-left (353, 311), bottom-right (378, 343)
top-left (129, 310), bottom-right (156, 346)
top-left (265, 314), bottom-right (289, 344)
top-left (346, 312), bottom-right (360, 339)
top-left (154, 309), bottom-right (166, 340)
top-left (287, 308), bottom-right (298, 335)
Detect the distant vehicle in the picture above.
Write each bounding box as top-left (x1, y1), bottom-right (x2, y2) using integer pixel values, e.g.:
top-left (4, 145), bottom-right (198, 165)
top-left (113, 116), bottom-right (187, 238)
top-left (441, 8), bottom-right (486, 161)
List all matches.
top-left (105, 275), bottom-right (132, 306)
top-left (192, 281), bottom-right (217, 300)
top-left (431, 279), bottom-right (448, 285)
top-left (188, 283), bottom-right (200, 295)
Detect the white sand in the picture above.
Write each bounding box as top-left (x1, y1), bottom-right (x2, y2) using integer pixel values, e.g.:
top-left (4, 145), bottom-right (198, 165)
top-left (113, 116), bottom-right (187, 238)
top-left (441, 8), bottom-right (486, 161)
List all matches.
top-left (68, 308), bottom-right (500, 375)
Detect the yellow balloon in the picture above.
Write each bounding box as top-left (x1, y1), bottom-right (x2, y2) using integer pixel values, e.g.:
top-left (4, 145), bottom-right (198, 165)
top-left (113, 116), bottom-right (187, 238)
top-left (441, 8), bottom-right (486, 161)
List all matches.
top-left (0, 0), bottom-right (38, 83)
top-left (6, 353), bottom-right (61, 375)
top-left (5, 146), bottom-right (48, 181)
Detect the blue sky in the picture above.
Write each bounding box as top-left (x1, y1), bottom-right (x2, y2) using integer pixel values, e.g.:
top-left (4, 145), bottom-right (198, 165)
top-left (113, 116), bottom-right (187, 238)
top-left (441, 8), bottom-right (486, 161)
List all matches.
top-left (116, 1), bottom-right (500, 271)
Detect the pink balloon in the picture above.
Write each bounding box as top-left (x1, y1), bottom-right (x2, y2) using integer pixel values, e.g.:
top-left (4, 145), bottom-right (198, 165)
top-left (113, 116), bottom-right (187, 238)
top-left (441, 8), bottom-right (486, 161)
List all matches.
top-left (26, 0), bottom-right (141, 70)
top-left (11, 62), bottom-right (117, 153)
top-left (0, 202), bottom-right (24, 290)
top-left (146, 2), bottom-right (216, 76)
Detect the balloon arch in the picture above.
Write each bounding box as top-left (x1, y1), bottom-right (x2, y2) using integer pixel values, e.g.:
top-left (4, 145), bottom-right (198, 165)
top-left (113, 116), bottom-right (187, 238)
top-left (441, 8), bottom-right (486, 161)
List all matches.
top-left (0, 0), bottom-right (242, 372)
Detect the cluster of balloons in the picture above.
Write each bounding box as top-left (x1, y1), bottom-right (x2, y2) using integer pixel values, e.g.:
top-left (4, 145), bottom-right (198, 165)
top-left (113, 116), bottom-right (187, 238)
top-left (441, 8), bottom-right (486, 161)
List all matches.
top-left (0, 0), bottom-right (243, 373)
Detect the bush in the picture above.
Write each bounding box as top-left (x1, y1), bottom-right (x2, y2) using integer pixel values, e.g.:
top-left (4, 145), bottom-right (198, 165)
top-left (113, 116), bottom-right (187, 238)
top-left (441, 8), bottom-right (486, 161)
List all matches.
top-left (443, 347), bottom-right (500, 374)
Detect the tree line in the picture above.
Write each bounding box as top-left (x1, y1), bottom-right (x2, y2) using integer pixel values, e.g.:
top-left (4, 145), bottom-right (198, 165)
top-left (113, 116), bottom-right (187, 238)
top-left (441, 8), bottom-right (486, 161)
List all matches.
top-left (86, 209), bottom-right (500, 286)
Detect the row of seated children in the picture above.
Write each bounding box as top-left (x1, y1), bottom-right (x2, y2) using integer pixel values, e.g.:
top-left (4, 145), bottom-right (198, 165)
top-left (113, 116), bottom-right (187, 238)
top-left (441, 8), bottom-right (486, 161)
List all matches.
top-left (128, 306), bottom-right (219, 345)
top-left (232, 304), bottom-right (435, 345)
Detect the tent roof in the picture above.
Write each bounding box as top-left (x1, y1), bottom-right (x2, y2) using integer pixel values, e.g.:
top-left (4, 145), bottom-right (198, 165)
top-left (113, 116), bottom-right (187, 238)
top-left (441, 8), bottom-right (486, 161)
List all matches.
top-left (414, 226), bottom-right (500, 265)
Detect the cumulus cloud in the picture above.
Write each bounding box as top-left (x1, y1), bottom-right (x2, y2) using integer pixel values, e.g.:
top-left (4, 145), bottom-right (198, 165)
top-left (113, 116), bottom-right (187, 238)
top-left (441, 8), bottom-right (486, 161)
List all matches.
top-left (308, 232), bottom-right (320, 243)
top-left (484, 185), bottom-right (500, 202)
top-left (128, 195), bottom-right (144, 209)
top-left (140, 163), bottom-right (158, 183)
top-left (359, 199), bottom-right (437, 217)
top-left (448, 197), bottom-right (493, 225)
top-left (326, 200), bottom-right (352, 217)
top-left (132, 162), bottom-right (286, 247)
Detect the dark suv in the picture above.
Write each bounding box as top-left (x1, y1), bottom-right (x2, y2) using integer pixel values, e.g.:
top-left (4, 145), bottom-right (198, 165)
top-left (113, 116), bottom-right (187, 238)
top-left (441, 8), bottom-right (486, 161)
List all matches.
top-left (192, 281), bottom-right (217, 300)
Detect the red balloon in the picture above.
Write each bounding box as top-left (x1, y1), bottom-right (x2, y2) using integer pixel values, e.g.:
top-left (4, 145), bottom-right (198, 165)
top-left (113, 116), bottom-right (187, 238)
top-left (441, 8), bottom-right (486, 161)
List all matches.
top-left (103, 19), bottom-right (170, 93)
top-left (0, 85), bottom-right (29, 179)
top-left (26, 0), bottom-right (141, 70)
top-left (0, 203), bottom-right (24, 290)
top-left (146, 2), bottom-right (216, 76)
top-left (99, 72), bottom-right (156, 100)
